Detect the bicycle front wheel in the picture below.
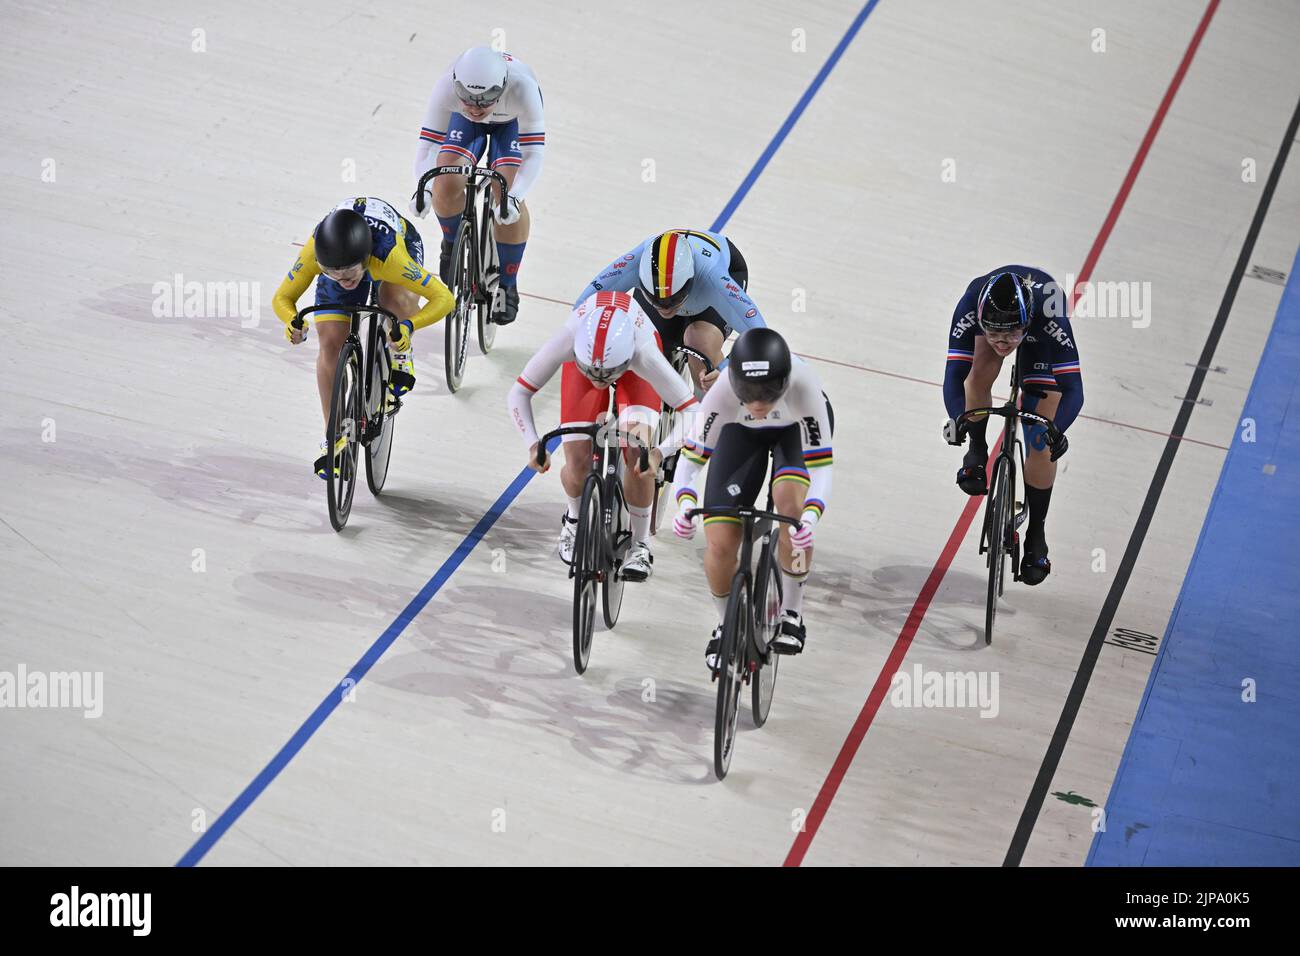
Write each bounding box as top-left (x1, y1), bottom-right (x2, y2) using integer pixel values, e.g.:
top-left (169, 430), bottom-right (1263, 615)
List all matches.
top-left (326, 343), bottom-right (363, 532)
top-left (364, 327), bottom-right (395, 496)
top-left (601, 478), bottom-right (628, 630)
top-left (751, 541), bottom-right (782, 728)
top-left (572, 474), bottom-right (602, 675)
top-left (476, 192), bottom-right (499, 354)
top-left (985, 455), bottom-right (1013, 645)
top-left (714, 573), bottom-right (750, 780)
top-left (444, 220), bottom-right (474, 393)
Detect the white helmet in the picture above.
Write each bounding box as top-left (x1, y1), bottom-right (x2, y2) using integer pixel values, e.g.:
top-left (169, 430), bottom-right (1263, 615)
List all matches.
top-left (573, 293), bottom-right (637, 386)
top-left (453, 47), bottom-right (508, 108)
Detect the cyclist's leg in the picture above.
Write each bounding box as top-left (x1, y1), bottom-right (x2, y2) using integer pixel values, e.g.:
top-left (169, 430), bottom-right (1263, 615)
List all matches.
top-left (683, 309), bottom-right (727, 389)
top-left (431, 113), bottom-right (485, 276)
top-left (486, 121), bottom-right (526, 323)
top-left (770, 425), bottom-right (813, 649)
top-left (312, 272), bottom-right (371, 424)
top-left (1020, 387), bottom-right (1062, 584)
top-left (957, 335), bottom-right (1006, 491)
top-left (702, 425), bottom-right (773, 600)
top-left (554, 362), bottom-right (606, 559)
top-left (614, 372), bottom-right (661, 578)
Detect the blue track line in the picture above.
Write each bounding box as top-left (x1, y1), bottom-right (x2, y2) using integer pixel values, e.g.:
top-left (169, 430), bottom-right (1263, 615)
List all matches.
top-left (178, 0), bottom-right (881, 866)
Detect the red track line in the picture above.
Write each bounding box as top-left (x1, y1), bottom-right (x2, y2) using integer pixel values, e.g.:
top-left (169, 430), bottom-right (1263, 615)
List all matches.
top-left (783, 0), bottom-right (1221, 867)
top-left (793, 351), bottom-right (1230, 451)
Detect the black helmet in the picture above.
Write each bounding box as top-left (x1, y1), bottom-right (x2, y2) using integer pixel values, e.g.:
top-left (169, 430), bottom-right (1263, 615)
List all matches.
top-left (976, 271), bottom-right (1034, 333)
top-left (728, 327), bottom-right (792, 404)
top-left (314, 208), bottom-right (372, 270)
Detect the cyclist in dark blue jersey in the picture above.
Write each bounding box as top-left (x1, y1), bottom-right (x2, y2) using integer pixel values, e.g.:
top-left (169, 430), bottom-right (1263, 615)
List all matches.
top-left (942, 267), bottom-right (1083, 585)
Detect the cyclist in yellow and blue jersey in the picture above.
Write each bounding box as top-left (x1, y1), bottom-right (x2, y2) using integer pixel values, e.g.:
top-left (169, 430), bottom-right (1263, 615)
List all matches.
top-left (273, 197), bottom-right (453, 477)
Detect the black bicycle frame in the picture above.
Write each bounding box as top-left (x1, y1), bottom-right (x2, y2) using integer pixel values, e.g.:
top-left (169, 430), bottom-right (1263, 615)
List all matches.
top-left (292, 302), bottom-right (402, 443)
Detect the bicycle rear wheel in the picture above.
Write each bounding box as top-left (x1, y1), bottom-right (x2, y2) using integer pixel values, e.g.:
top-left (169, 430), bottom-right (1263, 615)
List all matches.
top-left (364, 326), bottom-right (395, 496)
top-left (714, 573), bottom-right (750, 780)
top-left (444, 220), bottom-right (473, 393)
top-left (750, 539), bottom-right (782, 728)
top-left (985, 455), bottom-right (1012, 644)
top-left (326, 343), bottom-right (363, 532)
top-left (572, 474), bottom-right (602, 675)
top-left (476, 190), bottom-right (499, 355)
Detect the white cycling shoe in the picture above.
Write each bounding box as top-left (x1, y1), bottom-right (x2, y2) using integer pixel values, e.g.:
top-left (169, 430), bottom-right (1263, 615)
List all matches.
top-left (557, 513), bottom-right (578, 565)
top-left (620, 541), bottom-right (653, 581)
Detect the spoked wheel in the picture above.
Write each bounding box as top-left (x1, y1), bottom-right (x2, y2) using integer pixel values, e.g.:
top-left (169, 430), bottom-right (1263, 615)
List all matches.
top-left (714, 574), bottom-right (750, 780)
top-left (751, 544), bottom-right (782, 728)
top-left (444, 220), bottom-right (474, 393)
top-left (326, 344), bottom-right (363, 532)
top-left (476, 190), bottom-right (499, 355)
top-left (364, 334), bottom-right (395, 496)
top-left (572, 475), bottom-right (602, 675)
top-left (984, 456), bottom-right (1012, 645)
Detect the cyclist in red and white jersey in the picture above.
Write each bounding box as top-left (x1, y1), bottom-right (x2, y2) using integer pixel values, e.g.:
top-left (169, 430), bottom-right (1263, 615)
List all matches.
top-left (506, 290), bottom-right (698, 579)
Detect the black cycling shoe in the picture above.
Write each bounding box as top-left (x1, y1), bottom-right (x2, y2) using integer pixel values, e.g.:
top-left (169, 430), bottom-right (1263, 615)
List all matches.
top-left (956, 446), bottom-right (988, 496)
top-left (771, 611), bottom-right (806, 655)
top-left (491, 285), bottom-right (520, 325)
top-left (438, 239), bottom-right (453, 285)
top-left (1020, 534), bottom-right (1051, 586)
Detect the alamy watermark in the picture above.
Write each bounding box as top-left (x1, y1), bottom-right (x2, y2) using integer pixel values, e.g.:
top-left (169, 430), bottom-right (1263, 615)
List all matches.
top-left (889, 663), bottom-right (999, 718)
top-left (0, 664), bottom-right (103, 718)
top-left (152, 273), bottom-right (260, 327)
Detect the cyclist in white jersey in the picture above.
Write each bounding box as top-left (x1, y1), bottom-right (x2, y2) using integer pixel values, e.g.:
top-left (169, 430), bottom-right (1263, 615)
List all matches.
top-left (659, 329), bottom-right (834, 671)
top-left (410, 47), bottom-right (545, 325)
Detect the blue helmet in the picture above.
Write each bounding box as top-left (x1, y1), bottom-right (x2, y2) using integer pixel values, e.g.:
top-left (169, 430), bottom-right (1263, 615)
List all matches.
top-left (976, 272), bottom-right (1034, 333)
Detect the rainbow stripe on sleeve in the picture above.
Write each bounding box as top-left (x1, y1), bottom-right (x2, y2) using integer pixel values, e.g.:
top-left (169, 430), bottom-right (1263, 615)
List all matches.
top-left (804, 447), bottom-right (833, 468)
top-left (682, 440), bottom-right (711, 466)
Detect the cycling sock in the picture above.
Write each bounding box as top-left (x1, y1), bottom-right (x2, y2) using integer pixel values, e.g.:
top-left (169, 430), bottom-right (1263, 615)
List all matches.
top-left (566, 495), bottom-right (581, 521)
top-left (436, 213), bottom-right (462, 244)
top-left (712, 592), bottom-right (729, 618)
top-left (628, 503), bottom-right (651, 543)
top-left (1026, 482), bottom-right (1053, 540)
top-left (780, 566), bottom-right (809, 616)
top-left (966, 415), bottom-right (989, 455)
top-left (496, 240), bottom-right (526, 288)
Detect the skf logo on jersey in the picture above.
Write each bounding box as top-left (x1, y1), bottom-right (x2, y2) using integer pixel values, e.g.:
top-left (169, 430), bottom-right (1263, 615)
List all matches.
top-left (741, 360), bottom-right (769, 377)
top-left (1043, 320), bottom-right (1074, 349)
top-left (953, 311), bottom-right (976, 337)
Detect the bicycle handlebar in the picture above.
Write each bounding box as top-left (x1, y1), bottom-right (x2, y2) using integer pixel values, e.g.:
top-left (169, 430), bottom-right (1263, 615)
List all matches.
top-left (958, 404), bottom-right (1057, 435)
top-left (291, 303), bottom-right (401, 334)
top-left (671, 345), bottom-right (716, 374)
top-left (415, 165), bottom-right (510, 219)
top-left (683, 505), bottom-right (803, 531)
top-left (536, 424), bottom-right (651, 474)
